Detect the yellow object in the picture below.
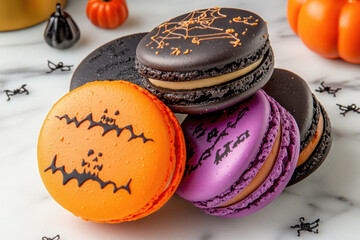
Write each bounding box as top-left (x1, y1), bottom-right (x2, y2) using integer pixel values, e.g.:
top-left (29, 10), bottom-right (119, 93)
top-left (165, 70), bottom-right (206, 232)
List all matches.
top-left (0, 0), bottom-right (67, 31)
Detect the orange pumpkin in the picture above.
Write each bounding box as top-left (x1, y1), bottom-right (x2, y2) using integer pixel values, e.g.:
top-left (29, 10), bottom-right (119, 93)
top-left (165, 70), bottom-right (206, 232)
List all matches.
top-left (86, 0), bottom-right (128, 29)
top-left (288, 0), bottom-right (360, 64)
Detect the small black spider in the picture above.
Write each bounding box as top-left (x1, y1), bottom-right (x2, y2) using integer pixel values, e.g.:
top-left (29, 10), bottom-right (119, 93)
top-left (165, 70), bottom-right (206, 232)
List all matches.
top-left (42, 235), bottom-right (60, 240)
top-left (291, 217), bottom-right (320, 237)
top-left (336, 103), bottom-right (360, 117)
top-left (47, 60), bottom-right (73, 73)
top-left (315, 81), bottom-right (341, 97)
top-left (3, 84), bottom-right (29, 101)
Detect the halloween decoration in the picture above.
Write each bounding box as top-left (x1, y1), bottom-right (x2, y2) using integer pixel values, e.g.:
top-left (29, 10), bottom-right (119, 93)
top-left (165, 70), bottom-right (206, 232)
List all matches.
top-left (291, 217), bottom-right (320, 237)
top-left (336, 103), bottom-right (360, 117)
top-left (46, 60), bottom-right (73, 73)
top-left (3, 84), bottom-right (29, 101)
top-left (42, 235), bottom-right (60, 240)
top-left (55, 109), bottom-right (153, 142)
top-left (44, 3), bottom-right (80, 49)
top-left (38, 81), bottom-right (186, 223)
top-left (86, 0), bottom-right (129, 29)
top-left (287, 0), bottom-right (360, 64)
top-left (315, 81), bottom-right (341, 97)
top-left (45, 152), bottom-right (132, 194)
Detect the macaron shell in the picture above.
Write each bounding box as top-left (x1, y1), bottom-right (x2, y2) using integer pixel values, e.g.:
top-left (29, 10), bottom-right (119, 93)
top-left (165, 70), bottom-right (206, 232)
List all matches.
top-left (262, 68), bottom-right (314, 143)
top-left (113, 88), bottom-right (187, 222)
top-left (177, 91), bottom-right (270, 202)
top-left (193, 90), bottom-right (281, 208)
top-left (38, 81), bottom-right (185, 222)
top-left (288, 103), bottom-right (332, 186)
top-left (70, 33), bottom-right (147, 91)
top-left (203, 93), bottom-right (300, 217)
top-left (136, 7), bottom-right (268, 72)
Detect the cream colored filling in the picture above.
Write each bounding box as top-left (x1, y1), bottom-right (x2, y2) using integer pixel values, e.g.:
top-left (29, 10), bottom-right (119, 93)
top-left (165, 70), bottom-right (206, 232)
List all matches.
top-left (297, 112), bottom-right (324, 167)
top-left (149, 57), bottom-right (263, 90)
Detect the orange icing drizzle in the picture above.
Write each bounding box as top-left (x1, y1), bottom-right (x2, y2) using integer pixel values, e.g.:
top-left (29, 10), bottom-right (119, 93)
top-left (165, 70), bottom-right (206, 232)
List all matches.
top-left (146, 7), bottom-right (259, 54)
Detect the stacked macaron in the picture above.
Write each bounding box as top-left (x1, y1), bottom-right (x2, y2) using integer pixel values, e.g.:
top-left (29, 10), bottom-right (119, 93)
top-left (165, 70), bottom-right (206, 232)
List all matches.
top-left (135, 7), bottom-right (274, 114)
top-left (135, 7), bottom-right (332, 217)
top-left (38, 7), bottom-right (332, 222)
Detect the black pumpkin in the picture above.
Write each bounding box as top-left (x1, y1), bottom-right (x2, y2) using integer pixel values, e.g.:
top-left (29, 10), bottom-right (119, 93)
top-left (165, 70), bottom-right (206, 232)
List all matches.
top-left (44, 3), bottom-right (80, 49)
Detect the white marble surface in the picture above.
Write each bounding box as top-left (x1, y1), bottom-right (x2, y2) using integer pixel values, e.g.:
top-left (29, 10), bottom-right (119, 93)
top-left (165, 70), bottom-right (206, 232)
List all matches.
top-left (1, 0), bottom-right (360, 239)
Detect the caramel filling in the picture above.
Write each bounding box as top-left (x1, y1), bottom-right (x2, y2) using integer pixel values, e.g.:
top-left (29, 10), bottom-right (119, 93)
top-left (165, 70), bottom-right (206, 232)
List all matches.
top-left (148, 58), bottom-right (263, 90)
top-left (297, 112), bottom-right (324, 167)
top-left (220, 126), bottom-right (281, 207)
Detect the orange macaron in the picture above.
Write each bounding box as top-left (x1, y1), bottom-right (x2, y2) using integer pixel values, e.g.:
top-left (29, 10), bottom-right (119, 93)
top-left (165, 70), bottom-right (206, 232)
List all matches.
top-left (38, 81), bottom-right (186, 223)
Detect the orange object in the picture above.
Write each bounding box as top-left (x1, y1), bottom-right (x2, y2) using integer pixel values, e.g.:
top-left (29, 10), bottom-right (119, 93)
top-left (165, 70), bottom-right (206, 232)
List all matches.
top-left (287, 0), bottom-right (360, 64)
top-left (0, 0), bottom-right (67, 32)
top-left (86, 0), bottom-right (128, 29)
top-left (38, 81), bottom-right (186, 223)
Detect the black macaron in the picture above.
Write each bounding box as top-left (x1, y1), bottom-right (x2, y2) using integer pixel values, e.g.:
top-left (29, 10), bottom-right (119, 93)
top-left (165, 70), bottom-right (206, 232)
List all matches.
top-left (70, 33), bottom-right (147, 91)
top-left (136, 7), bottom-right (274, 114)
top-left (262, 68), bottom-right (332, 185)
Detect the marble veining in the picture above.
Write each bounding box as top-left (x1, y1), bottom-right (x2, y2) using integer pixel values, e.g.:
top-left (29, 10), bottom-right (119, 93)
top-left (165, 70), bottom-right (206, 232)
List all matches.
top-left (0, 0), bottom-right (359, 239)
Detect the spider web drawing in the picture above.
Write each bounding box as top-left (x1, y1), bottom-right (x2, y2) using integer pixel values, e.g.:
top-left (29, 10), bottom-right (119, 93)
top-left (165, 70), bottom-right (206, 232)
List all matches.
top-left (146, 7), bottom-right (259, 55)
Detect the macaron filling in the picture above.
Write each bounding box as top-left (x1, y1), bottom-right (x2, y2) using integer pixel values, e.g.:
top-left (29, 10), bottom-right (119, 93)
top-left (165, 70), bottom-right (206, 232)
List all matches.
top-left (297, 112), bottom-right (324, 167)
top-left (219, 126), bottom-right (281, 207)
top-left (148, 57), bottom-right (263, 90)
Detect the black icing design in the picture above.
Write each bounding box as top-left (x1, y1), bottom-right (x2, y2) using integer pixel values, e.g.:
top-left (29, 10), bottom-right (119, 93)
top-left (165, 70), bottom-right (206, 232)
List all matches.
top-left (207, 128), bottom-right (219, 142)
top-left (214, 130), bottom-right (250, 165)
top-left (185, 107), bottom-right (250, 175)
top-left (192, 123), bottom-right (207, 138)
top-left (55, 112), bottom-right (153, 143)
top-left (44, 154), bottom-right (132, 194)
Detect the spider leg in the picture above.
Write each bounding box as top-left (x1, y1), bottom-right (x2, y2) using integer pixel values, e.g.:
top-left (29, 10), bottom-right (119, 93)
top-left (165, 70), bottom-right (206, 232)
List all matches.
top-left (310, 221), bottom-right (319, 229)
top-left (299, 217), bottom-right (305, 223)
top-left (320, 81), bottom-right (325, 87)
top-left (315, 86), bottom-right (324, 93)
top-left (4, 90), bottom-right (11, 101)
top-left (47, 60), bottom-right (57, 73)
top-left (340, 110), bottom-right (348, 117)
top-left (297, 229), bottom-right (301, 237)
top-left (291, 224), bottom-right (300, 229)
top-left (6, 92), bottom-right (16, 101)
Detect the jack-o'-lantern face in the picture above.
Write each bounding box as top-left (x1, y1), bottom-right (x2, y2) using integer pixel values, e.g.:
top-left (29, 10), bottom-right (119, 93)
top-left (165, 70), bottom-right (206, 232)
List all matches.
top-left (100, 109), bottom-right (119, 125)
top-left (44, 148), bottom-right (131, 194)
top-left (81, 149), bottom-right (103, 176)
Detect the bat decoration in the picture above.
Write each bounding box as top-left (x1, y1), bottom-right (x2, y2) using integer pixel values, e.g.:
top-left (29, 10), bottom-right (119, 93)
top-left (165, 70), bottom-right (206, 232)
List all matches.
top-left (56, 109), bottom-right (154, 143)
top-left (185, 107), bottom-right (250, 176)
top-left (3, 84), bottom-right (29, 101)
top-left (46, 60), bottom-right (73, 73)
top-left (44, 150), bottom-right (132, 194)
top-left (42, 235), bottom-right (60, 240)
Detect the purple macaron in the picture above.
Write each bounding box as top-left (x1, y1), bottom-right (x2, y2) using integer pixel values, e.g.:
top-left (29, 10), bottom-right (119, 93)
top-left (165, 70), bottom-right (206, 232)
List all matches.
top-left (177, 90), bottom-right (300, 217)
